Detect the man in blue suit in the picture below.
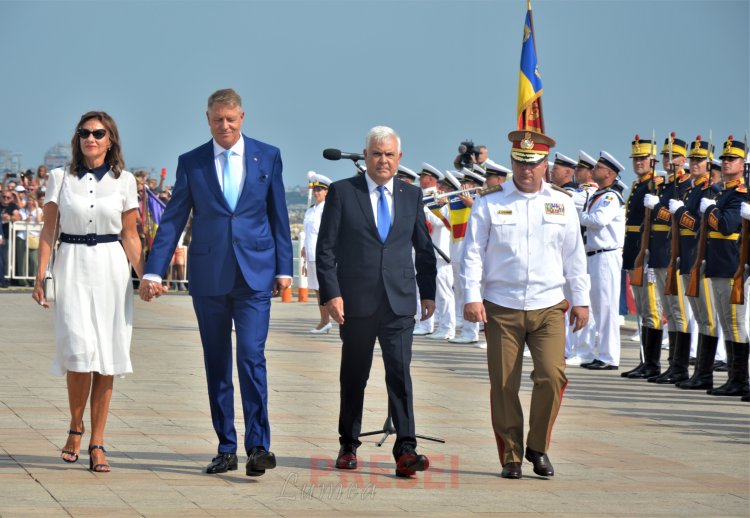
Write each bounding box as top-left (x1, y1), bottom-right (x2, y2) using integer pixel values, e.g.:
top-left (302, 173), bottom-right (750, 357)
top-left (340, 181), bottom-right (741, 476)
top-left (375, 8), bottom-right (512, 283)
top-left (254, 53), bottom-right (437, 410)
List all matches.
top-left (316, 126), bottom-right (437, 478)
top-left (139, 88), bottom-right (293, 476)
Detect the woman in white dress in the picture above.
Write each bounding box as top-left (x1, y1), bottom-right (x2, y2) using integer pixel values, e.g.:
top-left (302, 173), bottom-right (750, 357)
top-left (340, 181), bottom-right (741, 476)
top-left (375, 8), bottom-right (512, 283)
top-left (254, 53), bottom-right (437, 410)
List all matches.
top-left (32, 111), bottom-right (144, 472)
top-left (301, 174), bottom-right (332, 333)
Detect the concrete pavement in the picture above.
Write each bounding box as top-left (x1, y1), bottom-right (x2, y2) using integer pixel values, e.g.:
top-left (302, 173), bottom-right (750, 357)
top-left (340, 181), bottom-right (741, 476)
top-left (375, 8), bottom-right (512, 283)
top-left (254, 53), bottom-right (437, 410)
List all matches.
top-left (0, 292), bottom-right (748, 517)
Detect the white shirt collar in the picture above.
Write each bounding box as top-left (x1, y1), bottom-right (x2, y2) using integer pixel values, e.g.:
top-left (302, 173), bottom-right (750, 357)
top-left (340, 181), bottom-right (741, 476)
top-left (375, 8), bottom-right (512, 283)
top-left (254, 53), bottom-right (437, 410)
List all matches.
top-left (364, 172), bottom-right (395, 194)
top-left (213, 136), bottom-right (245, 158)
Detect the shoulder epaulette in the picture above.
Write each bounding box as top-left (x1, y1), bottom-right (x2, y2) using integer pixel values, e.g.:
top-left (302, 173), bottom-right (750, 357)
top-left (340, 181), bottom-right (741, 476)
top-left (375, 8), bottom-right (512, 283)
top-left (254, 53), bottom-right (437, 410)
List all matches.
top-left (480, 184), bottom-right (503, 196)
top-left (551, 184), bottom-right (573, 197)
top-left (653, 176), bottom-right (665, 186)
top-left (738, 185), bottom-right (748, 194)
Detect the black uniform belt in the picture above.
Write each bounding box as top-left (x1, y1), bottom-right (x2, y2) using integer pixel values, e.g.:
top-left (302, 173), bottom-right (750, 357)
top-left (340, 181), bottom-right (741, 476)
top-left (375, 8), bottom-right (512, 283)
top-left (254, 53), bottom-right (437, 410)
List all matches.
top-left (60, 233), bottom-right (119, 246)
top-left (586, 248), bottom-right (618, 257)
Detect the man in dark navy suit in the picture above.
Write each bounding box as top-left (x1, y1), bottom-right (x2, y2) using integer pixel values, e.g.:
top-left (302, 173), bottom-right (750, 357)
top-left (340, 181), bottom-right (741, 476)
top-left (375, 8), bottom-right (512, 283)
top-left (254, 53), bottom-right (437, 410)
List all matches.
top-left (139, 88), bottom-right (293, 476)
top-left (316, 126), bottom-right (437, 478)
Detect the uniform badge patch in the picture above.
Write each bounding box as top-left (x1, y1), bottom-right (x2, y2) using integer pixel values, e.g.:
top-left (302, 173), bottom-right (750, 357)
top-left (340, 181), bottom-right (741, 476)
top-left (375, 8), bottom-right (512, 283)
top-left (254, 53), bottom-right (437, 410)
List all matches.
top-left (497, 209), bottom-right (513, 215)
top-left (545, 203), bottom-right (565, 215)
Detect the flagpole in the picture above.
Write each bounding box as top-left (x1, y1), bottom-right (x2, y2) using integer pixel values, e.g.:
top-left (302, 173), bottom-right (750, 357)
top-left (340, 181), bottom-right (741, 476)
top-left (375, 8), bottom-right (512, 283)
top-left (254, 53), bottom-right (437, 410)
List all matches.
top-left (526, 0), bottom-right (544, 133)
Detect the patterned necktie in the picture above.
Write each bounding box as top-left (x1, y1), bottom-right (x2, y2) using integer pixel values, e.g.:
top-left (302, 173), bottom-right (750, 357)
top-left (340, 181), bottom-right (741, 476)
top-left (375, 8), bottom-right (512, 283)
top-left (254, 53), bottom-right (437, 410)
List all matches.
top-left (222, 149), bottom-right (238, 209)
top-left (377, 185), bottom-right (390, 242)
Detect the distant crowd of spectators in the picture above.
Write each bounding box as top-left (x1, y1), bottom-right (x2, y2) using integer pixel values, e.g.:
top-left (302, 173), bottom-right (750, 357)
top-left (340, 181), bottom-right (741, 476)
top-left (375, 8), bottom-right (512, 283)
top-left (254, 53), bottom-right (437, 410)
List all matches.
top-left (1, 165), bottom-right (185, 289)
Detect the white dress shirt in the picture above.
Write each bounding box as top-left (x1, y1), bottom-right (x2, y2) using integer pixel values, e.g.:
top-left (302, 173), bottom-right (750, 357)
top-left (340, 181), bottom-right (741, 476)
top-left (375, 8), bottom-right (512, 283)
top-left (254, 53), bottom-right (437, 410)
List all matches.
top-left (461, 180), bottom-right (591, 310)
top-left (364, 173), bottom-right (394, 225)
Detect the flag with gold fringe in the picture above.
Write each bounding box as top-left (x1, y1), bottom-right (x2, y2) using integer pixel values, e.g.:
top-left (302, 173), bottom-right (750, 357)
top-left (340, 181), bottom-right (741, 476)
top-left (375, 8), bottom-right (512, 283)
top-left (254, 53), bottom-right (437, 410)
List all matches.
top-left (517, 0), bottom-right (544, 132)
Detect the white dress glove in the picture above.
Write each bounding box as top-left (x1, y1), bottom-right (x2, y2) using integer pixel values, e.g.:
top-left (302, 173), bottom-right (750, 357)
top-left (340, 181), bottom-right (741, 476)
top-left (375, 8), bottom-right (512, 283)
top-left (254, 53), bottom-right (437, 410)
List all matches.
top-left (699, 198), bottom-right (716, 214)
top-left (643, 194), bottom-right (660, 210)
top-left (741, 202), bottom-right (750, 221)
top-left (668, 199), bottom-right (684, 214)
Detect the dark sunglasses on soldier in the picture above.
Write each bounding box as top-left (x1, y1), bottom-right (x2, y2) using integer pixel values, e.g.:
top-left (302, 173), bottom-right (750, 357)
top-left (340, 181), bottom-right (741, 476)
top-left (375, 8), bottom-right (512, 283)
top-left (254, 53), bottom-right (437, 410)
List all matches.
top-left (77, 128), bottom-right (107, 140)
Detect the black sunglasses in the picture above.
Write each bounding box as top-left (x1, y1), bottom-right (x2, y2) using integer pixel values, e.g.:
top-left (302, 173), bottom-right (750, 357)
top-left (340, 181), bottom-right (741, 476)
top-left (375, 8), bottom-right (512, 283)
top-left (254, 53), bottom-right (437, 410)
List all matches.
top-left (77, 128), bottom-right (107, 140)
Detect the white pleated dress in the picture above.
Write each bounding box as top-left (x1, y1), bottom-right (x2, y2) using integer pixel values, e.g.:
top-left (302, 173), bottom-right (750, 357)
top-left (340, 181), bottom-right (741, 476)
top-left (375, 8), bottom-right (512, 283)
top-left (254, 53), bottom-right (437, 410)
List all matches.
top-left (45, 167), bottom-right (139, 376)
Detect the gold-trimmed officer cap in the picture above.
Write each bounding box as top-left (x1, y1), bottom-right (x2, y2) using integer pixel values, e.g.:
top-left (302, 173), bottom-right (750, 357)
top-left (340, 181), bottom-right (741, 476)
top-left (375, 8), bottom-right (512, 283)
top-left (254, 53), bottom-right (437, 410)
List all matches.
top-left (310, 174), bottom-right (332, 188)
top-left (507, 130), bottom-right (556, 164)
top-left (396, 165), bottom-right (418, 182)
top-left (688, 135), bottom-right (714, 160)
top-left (661, 133), bottom-right (687, 157)
top-left (577, 150), bottom-right (597, 170)
top-left (441, 170), bottom-right (461, 191)
top-left (630, 134), bottom-right (656, 158)
top-left (484, 160), bottom-right (512, 176)
top-left (719, 135), bottom-right (747, 159)
top-left (554, 152), bottom-right (577, 168)
top-left (420, 162), bottom-right (442, 179)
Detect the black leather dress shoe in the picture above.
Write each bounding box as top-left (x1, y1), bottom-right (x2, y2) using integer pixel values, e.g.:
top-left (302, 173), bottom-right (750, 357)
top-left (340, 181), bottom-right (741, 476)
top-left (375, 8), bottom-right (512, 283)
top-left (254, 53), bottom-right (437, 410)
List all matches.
top-left (500, 462), bottom-right (522, 479)
top-left (246, 447), bottom-right (276, 476)
top-left (335, 445), bottom-right (357, 470)
top-left (581, 359), bottom-right (604, 369)
top-left (205, 453), bottom-right (238, 474)
top-left (587, 362), bottom-right (618, 371)
top-left (395, 448), bottom-right (429, 478)
top-left (579, 359), bottom-right (599, 368)
top-left (525, 447), bottom-right (554, 476)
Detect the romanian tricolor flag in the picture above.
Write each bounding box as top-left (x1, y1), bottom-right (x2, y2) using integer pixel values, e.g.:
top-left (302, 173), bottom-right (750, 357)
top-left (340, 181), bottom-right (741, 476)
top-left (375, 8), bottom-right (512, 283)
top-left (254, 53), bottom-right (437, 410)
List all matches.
top-left (517, 0), bottom-right (544, 132)
top-left (423, 197), bottom-right (452, 231)
top-left (141, 187), bottom-right (166, 250)
top-left (449, 196), bottom-right (470, 242)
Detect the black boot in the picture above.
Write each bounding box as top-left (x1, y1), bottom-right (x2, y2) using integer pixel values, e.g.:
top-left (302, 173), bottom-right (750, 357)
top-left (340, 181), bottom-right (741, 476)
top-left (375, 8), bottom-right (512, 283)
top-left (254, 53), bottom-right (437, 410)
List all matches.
top-left (621, 323), bottom-right (646, 378)
top-left (677, 334), bottom-right (718, 390)
top-left (707, 341), bottom-right (734, 395)
top-left (710, 342), bottom-right (750, 397)
top-left (655, 331), bottom-right (691, 384)
top-left (627, 327), bottom-right (662, 379)
top-left (649, 331), bottom-right (676, 382)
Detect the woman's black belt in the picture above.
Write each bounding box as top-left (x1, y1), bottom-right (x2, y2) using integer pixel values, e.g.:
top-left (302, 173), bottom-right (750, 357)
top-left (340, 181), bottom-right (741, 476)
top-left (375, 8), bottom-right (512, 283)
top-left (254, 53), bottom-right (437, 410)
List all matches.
top-left (60, 233), bottom-right (119, 246)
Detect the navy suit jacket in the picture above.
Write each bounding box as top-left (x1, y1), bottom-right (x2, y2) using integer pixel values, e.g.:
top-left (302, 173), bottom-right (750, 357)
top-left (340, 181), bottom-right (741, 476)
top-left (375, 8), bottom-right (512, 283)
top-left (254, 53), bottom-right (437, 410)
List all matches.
top-left (315, 174), bottom-right (437, 318)
top-left (145, 134), bottom-right (293, 295)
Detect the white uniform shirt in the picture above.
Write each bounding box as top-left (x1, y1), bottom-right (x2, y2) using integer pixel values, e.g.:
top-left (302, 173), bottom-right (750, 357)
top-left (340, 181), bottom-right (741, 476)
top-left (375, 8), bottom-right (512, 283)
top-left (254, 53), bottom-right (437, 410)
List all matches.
top-left (425, 204), bottom-right (451, 264)
top-left (571, 182), bottom-right (598, 212)
top-left (461, 180), bottom-right (590, 310)
top-left (578, 186), bottom-right (625, 252)
top-left (302, 201), bottom-right (325, 261)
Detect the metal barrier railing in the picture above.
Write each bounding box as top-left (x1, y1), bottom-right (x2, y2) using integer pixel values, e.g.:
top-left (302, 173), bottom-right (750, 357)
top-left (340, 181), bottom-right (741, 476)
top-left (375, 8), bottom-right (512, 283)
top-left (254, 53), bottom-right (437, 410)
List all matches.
top-left (2, 222), bottom-right (302, 290)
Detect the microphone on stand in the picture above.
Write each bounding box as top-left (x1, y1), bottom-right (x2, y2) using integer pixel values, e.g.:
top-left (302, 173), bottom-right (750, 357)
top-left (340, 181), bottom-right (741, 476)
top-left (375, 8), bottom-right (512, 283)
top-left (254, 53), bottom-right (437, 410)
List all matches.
top-left (323, 148), bottom-right (365, 161)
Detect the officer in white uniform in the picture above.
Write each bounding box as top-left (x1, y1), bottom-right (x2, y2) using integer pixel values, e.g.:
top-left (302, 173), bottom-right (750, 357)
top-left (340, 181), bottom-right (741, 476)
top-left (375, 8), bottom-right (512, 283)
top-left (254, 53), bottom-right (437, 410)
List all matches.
top-left (566, 151), bottom-right (600, 364)
top-left (415, 163), bottom-right (454, 337)
top-left (578, 152), bottom-right (626, 369)
top-left (302, 173), bottom-right (333, 333)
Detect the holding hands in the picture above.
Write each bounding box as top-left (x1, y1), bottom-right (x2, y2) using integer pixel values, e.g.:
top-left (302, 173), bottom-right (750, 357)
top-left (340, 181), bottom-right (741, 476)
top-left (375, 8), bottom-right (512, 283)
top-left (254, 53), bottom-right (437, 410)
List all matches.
top-left (139, 279), bottom-right (165, 301)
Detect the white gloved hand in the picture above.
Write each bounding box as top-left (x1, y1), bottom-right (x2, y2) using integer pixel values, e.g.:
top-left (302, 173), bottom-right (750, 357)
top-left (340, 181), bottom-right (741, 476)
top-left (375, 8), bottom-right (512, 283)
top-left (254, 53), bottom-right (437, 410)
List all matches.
top-left (668, 199), bottom-right (684, 214)
top-left (643, 193), bottom-right (660, 210)
top-left (699, 198), bottom-right (716, 214)
top-left (741, 202), bottom-right (750, 221)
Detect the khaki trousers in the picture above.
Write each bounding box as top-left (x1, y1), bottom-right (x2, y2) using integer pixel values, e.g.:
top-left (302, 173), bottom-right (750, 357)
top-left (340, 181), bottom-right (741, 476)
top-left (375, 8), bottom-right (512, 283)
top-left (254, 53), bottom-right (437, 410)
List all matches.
top-left (484, 299), bottom-right (568, 466)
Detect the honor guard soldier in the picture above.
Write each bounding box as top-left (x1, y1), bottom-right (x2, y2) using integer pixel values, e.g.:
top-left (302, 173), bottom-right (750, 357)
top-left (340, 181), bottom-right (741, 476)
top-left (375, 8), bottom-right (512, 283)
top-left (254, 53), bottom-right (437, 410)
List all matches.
top-left (699, 136), bottom-right (749, 398)
top-left (484, 160), bottom-right (512, 187)
top-left (670, 136), bottom-right (722, 388)
top-left (741, 200), bottom-right (750, 402)
top-left (461, 129), bottom-right (590, 479)
top-left (641, 134), bottom-right (693, 382)
top-left (621, 135), bottom-right (665, 379)
top-left (578, 152), bottom-right (626, 370)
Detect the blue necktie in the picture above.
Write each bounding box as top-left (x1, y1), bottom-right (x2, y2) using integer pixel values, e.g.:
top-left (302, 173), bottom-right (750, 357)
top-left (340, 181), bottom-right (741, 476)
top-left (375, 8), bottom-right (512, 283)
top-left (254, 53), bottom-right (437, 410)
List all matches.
top-left (377, 185), bottom-right (390, 242)
top-left (222, 150), bottom-right (238, 209)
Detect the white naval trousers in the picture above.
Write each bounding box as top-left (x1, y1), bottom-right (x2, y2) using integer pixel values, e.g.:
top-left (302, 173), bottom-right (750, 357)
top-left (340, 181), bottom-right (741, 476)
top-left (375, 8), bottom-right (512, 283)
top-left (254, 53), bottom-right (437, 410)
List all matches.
top-left (588, 250), bottom-right (623, 366)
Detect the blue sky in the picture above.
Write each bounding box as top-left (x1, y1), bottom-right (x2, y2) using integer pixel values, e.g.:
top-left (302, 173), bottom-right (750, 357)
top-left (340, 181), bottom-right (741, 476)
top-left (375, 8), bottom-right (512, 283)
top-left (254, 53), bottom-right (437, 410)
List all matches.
top-left (1, 0), bottom-right (748, 187)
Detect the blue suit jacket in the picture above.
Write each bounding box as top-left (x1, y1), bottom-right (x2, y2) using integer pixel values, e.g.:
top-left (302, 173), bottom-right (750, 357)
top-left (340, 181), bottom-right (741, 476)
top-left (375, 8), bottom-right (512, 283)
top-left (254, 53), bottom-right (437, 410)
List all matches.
top-left (145, 134), bottom-right (293, 296)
